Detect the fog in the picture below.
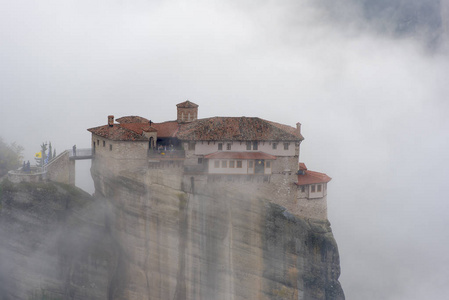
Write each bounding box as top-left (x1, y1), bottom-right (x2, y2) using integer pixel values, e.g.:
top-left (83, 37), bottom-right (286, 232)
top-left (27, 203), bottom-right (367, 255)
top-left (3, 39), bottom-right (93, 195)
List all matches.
top-left (1, 0), bottom-right (448, 299)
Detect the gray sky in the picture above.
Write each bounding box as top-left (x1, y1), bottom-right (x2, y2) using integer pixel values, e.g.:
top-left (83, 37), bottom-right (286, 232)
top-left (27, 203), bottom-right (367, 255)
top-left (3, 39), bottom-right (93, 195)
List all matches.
top-left (1, 0), bottom-right (449, 299)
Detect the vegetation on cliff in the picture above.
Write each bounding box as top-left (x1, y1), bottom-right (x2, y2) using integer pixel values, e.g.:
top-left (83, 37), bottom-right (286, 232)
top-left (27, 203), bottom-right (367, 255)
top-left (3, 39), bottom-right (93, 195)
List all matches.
top-left (0, 137), bottom-right (23, 177)
top-left (0, 179), bottom-right (118, 300)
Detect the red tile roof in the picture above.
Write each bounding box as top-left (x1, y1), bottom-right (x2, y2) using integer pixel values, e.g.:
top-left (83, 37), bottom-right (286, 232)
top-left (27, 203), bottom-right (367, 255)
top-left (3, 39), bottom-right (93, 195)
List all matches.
top-left (267, 120), bottom-right (304, 140)
top-left (116, 116), bottom-right (150, 124)
top-left (151, 121), bottom-right (180, 138)
top-left (90, 113), bottom-right (303, 142)
top-left (297, 168), bottom-right (331, 185)
top-left (204, 151), bottom-right (277, 160)
top-left (87, 124), bottom-right (149, 141)
top-left (176, 100), bottom-right (198, 108)
top-left (299, 162), bottom-right (307, 171)
top-left (120, 123), bottom-right (157, 134)
top-left (176, 117), bottom-right (302, 141)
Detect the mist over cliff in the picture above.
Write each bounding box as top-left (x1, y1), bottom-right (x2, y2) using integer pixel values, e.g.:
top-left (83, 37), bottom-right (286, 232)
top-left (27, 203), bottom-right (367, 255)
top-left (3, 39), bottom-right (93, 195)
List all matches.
top-left (0, 180), bottom-right (119, 299)
top-left (1, 0), bottom-right (448, 299)
top-left (0, 165), bottom-right (344, 300)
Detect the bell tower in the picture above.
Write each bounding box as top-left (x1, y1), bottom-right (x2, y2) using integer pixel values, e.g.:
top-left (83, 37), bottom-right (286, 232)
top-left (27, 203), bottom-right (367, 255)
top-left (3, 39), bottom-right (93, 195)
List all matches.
top-left (176, 100), bottom-right (199, 123)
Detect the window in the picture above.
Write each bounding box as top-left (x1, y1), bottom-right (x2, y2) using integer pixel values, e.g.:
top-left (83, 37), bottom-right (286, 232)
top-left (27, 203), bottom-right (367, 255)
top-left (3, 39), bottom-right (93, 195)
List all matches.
top-left (284, 142), bottom-right (289, 150)
top-left (222, 160), bottom-right (227, 168)
top-left (188, 142), bottom-right (195, 150)
top-left (103, 141), bottom-right (105, 147)
top-left (109, 144), bottom-right (113, 151)
top-left (246, 142), bottom-right (251, 150)
top-left (198, 158), bottom-right (203, 164)
top-left (272, 143), bottom-right (277, 150)
top-left (218, 143), bottom-right (223, 150)
top-left (227, 143), bottom-right (231, 150)
top-left (301, 186), bottom-right (305, 193)
top-left (266, 161), bottom-right (271, 168)
top-left (97, 140), bottom-right (99, 145)
top-left (236, 161), bottom-right (242, 168)
top-left (317, 184), bottom-right (322, 192)
top-left (311, 185), bottom-right (315, 192)
top-left (249, 161), bottom-right (254, 168)
top-left (229, 161), bottom-right (235, 168)
top-left (214, 160), bottom-right (220, 168)
top-left (253, 142), bottom-right (258, 150)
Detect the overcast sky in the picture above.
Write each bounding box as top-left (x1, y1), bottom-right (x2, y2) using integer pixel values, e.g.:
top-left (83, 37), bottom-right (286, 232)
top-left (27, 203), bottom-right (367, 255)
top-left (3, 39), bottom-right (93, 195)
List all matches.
top-left (1, 0), bottom-right (449, 299)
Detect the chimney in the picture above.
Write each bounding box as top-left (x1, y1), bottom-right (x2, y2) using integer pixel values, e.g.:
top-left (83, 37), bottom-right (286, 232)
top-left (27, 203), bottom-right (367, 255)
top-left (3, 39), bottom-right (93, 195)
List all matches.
top-left (296, 122), bottom-right (301, 135)
top-left (108, 115), bottom-right (114, 127)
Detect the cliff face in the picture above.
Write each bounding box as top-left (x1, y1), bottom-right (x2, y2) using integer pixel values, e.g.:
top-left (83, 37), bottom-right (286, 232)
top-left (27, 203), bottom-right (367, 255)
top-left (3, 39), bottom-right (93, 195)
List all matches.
top-left (92, 161), bottom-right (344, 300)
top-left (0, 180), bottom-right (119, 300)
top-left (0, 163), bottom-right (344, 300)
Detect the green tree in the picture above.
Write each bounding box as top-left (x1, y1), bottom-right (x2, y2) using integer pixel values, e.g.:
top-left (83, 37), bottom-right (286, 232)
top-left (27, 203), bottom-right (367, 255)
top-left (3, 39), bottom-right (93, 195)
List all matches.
top-left (35, 142), bottom-right (48, 167)
top-left (48, 142), bottom-right (53, 161)
top-left (0, 137), bottom-right (24, 177)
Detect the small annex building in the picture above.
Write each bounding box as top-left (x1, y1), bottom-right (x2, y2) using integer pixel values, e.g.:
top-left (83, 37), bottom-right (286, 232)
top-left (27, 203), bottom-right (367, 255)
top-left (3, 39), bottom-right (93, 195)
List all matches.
top-left (296, 163), bottom-right (332, 219)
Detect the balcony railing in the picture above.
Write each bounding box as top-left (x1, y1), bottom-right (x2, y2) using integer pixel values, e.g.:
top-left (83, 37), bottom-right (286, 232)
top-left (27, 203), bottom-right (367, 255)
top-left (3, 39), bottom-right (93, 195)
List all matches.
top-left (147, 149), bottom-right (185, 159)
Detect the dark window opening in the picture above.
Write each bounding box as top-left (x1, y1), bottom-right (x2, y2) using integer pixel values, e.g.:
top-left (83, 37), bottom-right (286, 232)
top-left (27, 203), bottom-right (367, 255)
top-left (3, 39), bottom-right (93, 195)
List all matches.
top-left (272, 143), bottom-right (277, 150)
top-left (284, 142), bottom-right (289, 150)
top-left (227, 143), bottom-right (231, 150)
top-left (246, 142), bottom-right (251, 150)
top-left (218, 143), bottom-right (223, 150)
top-left (109, 144), bottom-right (112, 151)
top-left (253, 142), bottom-right (258, 150)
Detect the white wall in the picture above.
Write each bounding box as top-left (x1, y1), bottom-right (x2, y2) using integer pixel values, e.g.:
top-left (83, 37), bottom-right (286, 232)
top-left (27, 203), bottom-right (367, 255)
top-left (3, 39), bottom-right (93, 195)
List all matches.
top-left (308, 183), bottom-right (326, 199)
top-left (208, 159), bottom-right (249, 174)
top-left (208, 159), bottom-right (274, 175)
top-left (194, 141), bottom-right (297, 156)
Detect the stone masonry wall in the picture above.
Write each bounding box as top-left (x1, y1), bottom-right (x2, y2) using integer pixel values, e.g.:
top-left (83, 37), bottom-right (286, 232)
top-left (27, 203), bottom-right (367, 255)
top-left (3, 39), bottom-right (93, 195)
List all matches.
top-left (46, 150), bottom-right (75, 185)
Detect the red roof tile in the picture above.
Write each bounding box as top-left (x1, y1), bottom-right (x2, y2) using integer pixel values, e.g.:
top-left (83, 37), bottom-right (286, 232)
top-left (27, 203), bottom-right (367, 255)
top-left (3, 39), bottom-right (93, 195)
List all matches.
top-left (204, 151), bottom-right (276, 160)
top-left (267, 120), bottom-right (304, 140)
top-left (151, 121), bottom-right (180, 138)
top-left (299, 162), bottom-right (307, 171)
top-left (120, 123), bottom-right (157, 134)
top-left (297, 169), bottom-right (331, 185)
top-left (116, 116), bottom-right (150, 124)
top-left (87, 124), bottom-right (149, 141)
top-left (176, 117), bottom-right (302, 141)
top-left (176, 100), bottom-right (198, 108)
top-left (90, 112), bottom-right (303, 143)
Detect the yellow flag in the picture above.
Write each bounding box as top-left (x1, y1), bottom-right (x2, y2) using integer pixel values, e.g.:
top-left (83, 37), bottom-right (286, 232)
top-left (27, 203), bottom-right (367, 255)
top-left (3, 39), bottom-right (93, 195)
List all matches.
top-left (35, 152), bottom-right (42, 158)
